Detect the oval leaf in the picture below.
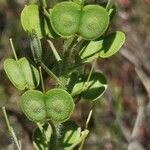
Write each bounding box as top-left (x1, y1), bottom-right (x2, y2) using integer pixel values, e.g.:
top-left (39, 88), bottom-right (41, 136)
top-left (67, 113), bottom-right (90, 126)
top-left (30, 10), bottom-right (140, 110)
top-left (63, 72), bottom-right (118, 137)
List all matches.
top-left (80, 31), bottom-right (125, 61)
top-left (59, 121), bottom-right (81, 150)
top-left (71, 72), bottom-right (108, 101)
top-left (99, 31), bottom-right (125, 58)
top-left (33, 123), bottom-right (52, 150)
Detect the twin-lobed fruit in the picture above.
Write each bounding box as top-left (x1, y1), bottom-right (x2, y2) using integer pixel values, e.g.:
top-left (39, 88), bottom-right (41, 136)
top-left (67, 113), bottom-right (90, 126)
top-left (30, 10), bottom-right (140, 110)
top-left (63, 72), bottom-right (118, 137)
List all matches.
top-left (50, 1), bottom-right (109, 40)
top-left (21, 88), bottom-right (74, 123)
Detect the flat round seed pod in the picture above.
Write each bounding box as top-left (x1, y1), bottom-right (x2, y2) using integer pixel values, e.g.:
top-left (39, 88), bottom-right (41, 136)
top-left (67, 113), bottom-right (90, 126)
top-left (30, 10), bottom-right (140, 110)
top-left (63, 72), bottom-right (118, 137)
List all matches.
top-left (3, 58), bottom-right (40, 90)
top-left (21, 90), bottom-right (46, 122)
top-left (59, 121), bottom-right (81, 149)
top-left (79, 5), bottom-right (109, 40)
top-left (19, 57), bottom-right (40, 89)
top-left (21, 5), bottom-right (53, 38)
top-left (50, 2), bottom-right (81, 37)
top-left (45, 89), bottom-right (74, 123)
top-left (71, 72), bottom-right (108, 101)
top-left (4, 58), bottom-right (26, 90)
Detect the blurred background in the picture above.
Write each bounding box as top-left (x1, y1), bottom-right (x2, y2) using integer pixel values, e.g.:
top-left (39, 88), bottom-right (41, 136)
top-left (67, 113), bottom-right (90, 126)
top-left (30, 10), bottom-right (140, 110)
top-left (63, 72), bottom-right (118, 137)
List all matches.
top-left (0, 0), bottom-right (150, 149)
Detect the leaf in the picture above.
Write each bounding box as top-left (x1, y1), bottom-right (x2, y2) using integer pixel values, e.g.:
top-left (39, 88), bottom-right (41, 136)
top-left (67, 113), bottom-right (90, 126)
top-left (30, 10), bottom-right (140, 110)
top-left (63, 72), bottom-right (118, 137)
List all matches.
top-left (99, 31), bottom-right (126, 58)
top-left (108, 5), bottom-right (117, 21)
top-left (3, 57), bottom-right (40, 90)
top-left (59, 121), bottom-right (81, 150)
top-left (21, 89), bottom-right (74, 123)
top-left (80, 31), bottom-right (125, 61)
top-left (33, 123), bottom-right (52, 150)
top-left (71, 72), bottom-right (108, 101)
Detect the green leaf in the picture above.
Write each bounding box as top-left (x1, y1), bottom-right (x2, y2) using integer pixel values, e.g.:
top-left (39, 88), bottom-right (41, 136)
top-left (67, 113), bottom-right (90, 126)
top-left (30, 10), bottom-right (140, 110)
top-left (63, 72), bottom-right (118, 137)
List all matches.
top-left (80, 31), bottom-right (125, 61)
top-left (33, 123), bottom-right (52, 150)
top-left (3, 57), bottom-right (40, 90)
top-left (21, 89), bottom-right (75, 123)
top-left (71, 72), bottom-right (108, 101)
top-left (99, 31), bottom-right (125, 58)
top-left (59, 121), bottom-right (81, 150)
top-left (21, 4), bottom-right (55, 38)
top-left (108, 5), bottom-right (117, 21)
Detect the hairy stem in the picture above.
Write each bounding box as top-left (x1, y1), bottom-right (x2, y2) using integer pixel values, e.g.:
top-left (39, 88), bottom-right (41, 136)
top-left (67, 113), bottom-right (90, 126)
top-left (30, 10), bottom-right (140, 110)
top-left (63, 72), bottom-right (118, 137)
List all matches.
top-left (2, 107), bottom-right (21, 150)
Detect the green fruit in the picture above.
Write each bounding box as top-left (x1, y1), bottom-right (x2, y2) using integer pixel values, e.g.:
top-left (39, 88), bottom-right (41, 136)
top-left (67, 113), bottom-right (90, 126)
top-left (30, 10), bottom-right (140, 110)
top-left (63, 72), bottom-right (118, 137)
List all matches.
top-left (79, 5), bottom-right (109, 40)
top-left (50, 2), bottom-right (81, 37)
top-left (71, 72), bottom-right (107, 101)
top-left (45, 89), bottom-right (74, 123)
top-left (21, 90), bottom-right (46, 122)
top-left (21, 4), bottom-right (54, 38)
top-left (4, 57), bottom-right (40, 90)
top-left (21, 89), bottom-right (74, 123)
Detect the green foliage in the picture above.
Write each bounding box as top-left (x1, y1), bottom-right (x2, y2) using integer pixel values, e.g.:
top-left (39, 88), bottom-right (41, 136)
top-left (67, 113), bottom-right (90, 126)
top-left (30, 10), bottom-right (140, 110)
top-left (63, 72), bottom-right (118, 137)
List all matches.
top-left (71, 72), bottom-right (108, 101)
top-left (3, 0), bottom-right (125, 149)
top-left (80, 31), bottom-right (125, 61)
top-left (33, 123), bottom-right (52, 150)
top-left (59, 121), bottom-right (81, 149)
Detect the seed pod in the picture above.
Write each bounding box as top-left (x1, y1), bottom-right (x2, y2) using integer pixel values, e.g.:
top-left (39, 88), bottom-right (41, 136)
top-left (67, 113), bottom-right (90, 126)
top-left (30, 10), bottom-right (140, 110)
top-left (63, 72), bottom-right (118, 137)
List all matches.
top-left (3, 57), bottom-right (40, 90)
top-left (21, 90), bottom-right (46, 122)
top-left (30, 30), bottom-right (42, 64)
top-left (4, 58), bottom-right (26, 90)
top-left (21, 89), bottom-right (74, 123)
top-left (45, 89), bottom-right (74, 123)
top-left (50, 2), bottom-right (81, 37)
top-left (79, 5), bottom-right (109, 40)
top-left (21, 4), bottom-right (54, 38)
top-left (19, 57), bottom-right (40, 89)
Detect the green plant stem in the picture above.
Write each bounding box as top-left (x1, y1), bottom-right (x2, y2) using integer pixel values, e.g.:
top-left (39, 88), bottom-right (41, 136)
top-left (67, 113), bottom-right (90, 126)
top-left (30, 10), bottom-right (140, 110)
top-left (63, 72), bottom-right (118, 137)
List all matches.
top-left (39, 0), bottom-right (47, 8)
top-left (39, 66), bottom-right (45, 93)
top-left (40, 62), bottom-right (61, 85)
top-left (78, 129), bottom-right (89, 150)
top-left (78, 110), bottom-right (93, 150)
top-left (71, 58), bottom-right (97, 97)
top-left (106, 0), bottom-right (114, 10)
top-left (47, 40), bottom-right (62, 62)
top-left (2, 107), bottom-right (21, 150)
top-left (85, 110), bottom-right (93, 129)
top-left (9, 38), bottom-right (18, 61)
top-left (85, 58), bottom-right (97, 86)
